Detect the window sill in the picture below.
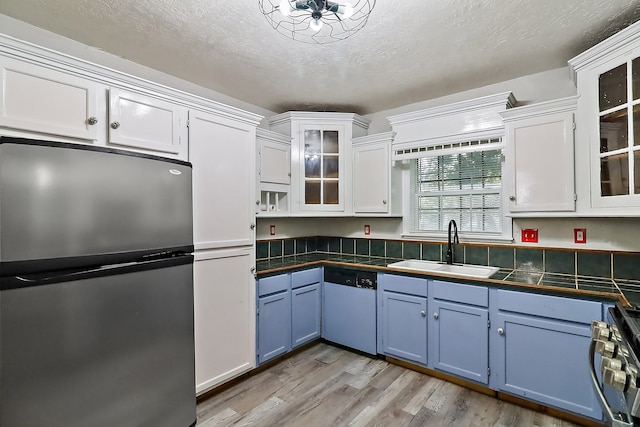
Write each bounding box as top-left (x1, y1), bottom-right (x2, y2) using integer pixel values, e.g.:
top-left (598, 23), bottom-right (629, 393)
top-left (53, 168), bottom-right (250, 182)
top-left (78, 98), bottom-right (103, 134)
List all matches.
top-left (401, 233), bottom-right (514, 245)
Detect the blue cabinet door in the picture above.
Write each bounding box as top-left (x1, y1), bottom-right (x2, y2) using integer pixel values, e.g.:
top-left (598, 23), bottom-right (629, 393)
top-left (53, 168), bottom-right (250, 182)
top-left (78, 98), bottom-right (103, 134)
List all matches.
top-left (257, 291), bottom-right (291, 365)
top-left (429, 300), bottom-right (488, 384)
top-left (291, 283), bottom-right (321, 348)
top-left (380, 291), bottom-right (427, 365)
top-left (491, 312), bottom-right (600, 419)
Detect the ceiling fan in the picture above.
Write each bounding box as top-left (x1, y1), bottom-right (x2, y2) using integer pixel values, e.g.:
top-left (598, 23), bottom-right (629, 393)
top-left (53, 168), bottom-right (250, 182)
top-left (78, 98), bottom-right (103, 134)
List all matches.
top-left (258, 0), bottom-right (376, 44)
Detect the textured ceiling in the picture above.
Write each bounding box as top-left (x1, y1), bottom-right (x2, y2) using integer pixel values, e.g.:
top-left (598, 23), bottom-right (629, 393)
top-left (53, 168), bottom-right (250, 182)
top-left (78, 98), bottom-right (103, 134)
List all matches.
top-left (0, 0), bottom-right (639, 115)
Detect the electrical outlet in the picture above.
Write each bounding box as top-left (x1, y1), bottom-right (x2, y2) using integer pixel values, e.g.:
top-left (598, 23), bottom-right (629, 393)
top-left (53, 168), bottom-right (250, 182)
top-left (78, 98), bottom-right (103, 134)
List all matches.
top-left (574, 228), bottom-right (587, 244)
top-left (270, 225), bottom-right (276, 236)
top-left (521, 228), bottom-right (538, 243)
top-left (364, 224), bottom-right (371, 235)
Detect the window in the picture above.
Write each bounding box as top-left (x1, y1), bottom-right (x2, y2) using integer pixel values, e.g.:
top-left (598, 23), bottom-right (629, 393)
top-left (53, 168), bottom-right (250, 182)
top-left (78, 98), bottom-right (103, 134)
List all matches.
top-left (410, 141), bottom-right (503, 237)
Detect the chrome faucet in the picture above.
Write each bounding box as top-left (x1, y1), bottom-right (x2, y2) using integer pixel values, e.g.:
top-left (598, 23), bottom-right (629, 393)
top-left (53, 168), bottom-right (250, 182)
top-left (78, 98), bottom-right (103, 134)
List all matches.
top-left (445, 219), bottom-right (459, 265)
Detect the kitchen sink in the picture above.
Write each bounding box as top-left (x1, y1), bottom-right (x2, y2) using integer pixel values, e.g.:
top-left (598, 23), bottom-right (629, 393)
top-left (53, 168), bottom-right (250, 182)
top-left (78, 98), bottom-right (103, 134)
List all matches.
top-left (387, 259), bottom-right (499, 279)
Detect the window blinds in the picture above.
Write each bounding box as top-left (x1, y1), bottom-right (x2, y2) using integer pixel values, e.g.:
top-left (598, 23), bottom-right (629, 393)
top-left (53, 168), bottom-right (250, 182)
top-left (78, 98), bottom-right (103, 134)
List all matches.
top-left (412, 144), bottom-right (503, 234)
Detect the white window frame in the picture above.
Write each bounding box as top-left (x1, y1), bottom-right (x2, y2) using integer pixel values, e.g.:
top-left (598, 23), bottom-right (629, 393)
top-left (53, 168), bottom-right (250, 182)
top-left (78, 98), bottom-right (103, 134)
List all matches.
top-left (400, 136), bottom-right (513, 243)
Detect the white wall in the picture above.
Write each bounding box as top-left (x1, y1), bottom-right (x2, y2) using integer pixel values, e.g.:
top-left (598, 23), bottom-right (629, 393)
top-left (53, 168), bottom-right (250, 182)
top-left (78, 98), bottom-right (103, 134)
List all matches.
top-left (364, 67), bottom-right (577, 134)
top-left (0, 14), bottom-right (277, 127)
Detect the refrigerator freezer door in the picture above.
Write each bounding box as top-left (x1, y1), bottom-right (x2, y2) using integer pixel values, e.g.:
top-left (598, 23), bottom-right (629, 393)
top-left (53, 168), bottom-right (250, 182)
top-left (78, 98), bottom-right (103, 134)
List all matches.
top-left (0, 258), bottom-right (196, 427)
top-left (0, 138), bottom-right (193, 273)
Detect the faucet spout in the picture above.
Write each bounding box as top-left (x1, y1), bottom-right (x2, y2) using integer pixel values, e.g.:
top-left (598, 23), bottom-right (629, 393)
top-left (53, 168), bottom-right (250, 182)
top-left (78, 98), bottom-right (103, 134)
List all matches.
top-left (445, 220), bottom-right (459, 265)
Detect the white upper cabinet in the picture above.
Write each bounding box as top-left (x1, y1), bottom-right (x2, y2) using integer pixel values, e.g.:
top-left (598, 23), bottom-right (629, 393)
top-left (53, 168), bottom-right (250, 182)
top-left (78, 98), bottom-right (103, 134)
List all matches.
top-left (108, 88), bottom-right (186, 159)
top-left (0, 57), bottom-right (99, 140)
top-left (256, 128), bottom-right (291, 217)
top-left (268, 112), bottom-right (369, 216)
top-left (500, 97), bottom-right (577, 214)
top-left (570, 21), bottom-right (640, 214)
top-left (352, 132), bottom-right (400, 215)
top-left (258, 129), bottom-right (290, 185)
top-left (189, 109), bottom-right (256, 250)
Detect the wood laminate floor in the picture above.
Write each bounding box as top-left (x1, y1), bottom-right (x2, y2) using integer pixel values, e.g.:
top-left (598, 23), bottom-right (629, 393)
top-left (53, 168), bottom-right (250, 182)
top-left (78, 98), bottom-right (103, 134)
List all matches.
top-left (196, 342), bottom-right (581, 427)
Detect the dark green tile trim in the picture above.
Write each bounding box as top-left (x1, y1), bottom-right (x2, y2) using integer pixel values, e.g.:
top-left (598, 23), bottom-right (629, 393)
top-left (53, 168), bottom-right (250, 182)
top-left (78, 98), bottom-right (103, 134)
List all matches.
top-left (307, 237), bottom-right (317, 252)
top-left (613, 253), bottom-right (640, 280)
top-left (421, 244), bottom-right (441, 261)
top-left (386, 241), bottom-right (402, 258)
top-left (270, 240), bottom-right (283, 257)
top-left (256, 241), bottom-right (269, 260)
top-left (403, 242), bottom-right (420, 259)
top-left (342, 238), bottom-right (355, 254)
top-left (328, 237), bottom-right (341, 253)
top-left (295, 238), bottom-right (306, 254)
top-left (370, 240), bottom-right (385, 257)
top-left (490, 247), bottom-right (514, 269)
top-left (465, 246), bottom-right (488, 266)
top-left (577, 252), bottom-right (611, 278)
top-left (515, 248), bottom-right (543, 271)
top-left (356, 239), bottom-right (370, 256)
top-left (545, 250), bottom-right (575, 275)
top-left (317, 236), bottom-right (329, 252)
top-left (283, 239), bottom-right (295, 256)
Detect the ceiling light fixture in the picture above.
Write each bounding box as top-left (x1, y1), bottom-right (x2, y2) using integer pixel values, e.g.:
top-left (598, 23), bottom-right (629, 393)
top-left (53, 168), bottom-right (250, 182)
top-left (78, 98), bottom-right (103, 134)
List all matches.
top-left (258, 0), bottom-right (376, 44)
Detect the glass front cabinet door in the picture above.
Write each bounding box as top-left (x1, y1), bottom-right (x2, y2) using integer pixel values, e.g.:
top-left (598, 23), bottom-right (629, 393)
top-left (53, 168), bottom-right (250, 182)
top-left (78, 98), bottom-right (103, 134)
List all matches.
top-left (570, 22), bottom-right (640, 212)
top-left (267, 112), bottom-right (369, 215)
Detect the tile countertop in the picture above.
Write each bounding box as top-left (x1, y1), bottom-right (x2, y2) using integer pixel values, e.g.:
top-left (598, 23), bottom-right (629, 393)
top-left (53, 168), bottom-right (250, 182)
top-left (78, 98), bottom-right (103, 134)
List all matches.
top-left (256, 253), bottom-right (640, 307)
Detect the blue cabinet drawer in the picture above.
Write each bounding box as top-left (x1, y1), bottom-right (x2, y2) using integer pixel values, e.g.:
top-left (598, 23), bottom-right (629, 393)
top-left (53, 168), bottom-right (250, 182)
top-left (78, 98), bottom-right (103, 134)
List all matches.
top-left (380, 274), bottom-right (427, 297)
top-left (258, 274), bottom-right (290, 297)
top-left (291, 268), bottom-right (321, 289)
top-left (432, 280), bottom-right (488, 307)
top-left (495, 289), bottom-right (601, 324)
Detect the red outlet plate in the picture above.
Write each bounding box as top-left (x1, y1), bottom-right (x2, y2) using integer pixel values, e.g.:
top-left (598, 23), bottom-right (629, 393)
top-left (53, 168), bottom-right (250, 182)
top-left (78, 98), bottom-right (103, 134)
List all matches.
top-left (364, 224), bottom-right (371, 235)
top-left (270, 225), bottom-right (276, 236)
top-left (574, 228), bottom-right (587, 244)
top-left (522, 228), bottom-right (538, 243)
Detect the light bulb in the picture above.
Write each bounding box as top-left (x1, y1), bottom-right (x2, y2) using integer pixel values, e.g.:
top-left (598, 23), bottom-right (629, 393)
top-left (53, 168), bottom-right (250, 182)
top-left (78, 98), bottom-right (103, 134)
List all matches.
top-left (339, 3), bottom-right (354, 19)
top-left (279, 0), bottom-right (292, 16)
top-left (310, 18), bottom-right (323, 32)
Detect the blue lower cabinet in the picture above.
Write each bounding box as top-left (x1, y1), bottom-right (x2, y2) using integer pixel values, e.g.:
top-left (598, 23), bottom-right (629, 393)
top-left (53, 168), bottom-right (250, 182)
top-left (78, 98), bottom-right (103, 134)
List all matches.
top-left (489, 289), bottom-right (602, 419)
top-left (380, 291), bottom-right (428, 365)
top-left (257, 291), bottom-right (291, 365)
top-left (429, 300), bottom-right (488, 384)
top-left (291, 283), bottom-right (321, 348)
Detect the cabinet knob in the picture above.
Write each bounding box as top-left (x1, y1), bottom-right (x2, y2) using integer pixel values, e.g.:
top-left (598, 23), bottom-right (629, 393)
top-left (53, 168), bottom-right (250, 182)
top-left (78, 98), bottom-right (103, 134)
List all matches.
top-left (250, 223), bottom-right (256, 230)
top-left (497, 327), bottom-right (504, 335)
top-left (87, 116), bottom-right (98, 126)
top-left (288, 172), bottom-right (291, 177)
top-left (256, 200), bottom-right (260, 205)
top-left (509, 195), bottom-right (516, 202)
top-left (110, 121), bottom-right (120, 129)
top-left (433, 312), bottom-right (439, 319)
top-left (250, 266), bottom-right (256, 274)
top-left (420, 310), bottom-right (426, 317)
top-left (382, 200), bottom-right (387, 204)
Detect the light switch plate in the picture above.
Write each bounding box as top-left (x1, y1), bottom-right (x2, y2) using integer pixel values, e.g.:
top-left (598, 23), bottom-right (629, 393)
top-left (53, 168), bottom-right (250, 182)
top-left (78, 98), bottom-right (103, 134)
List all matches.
top-left (574, 228), bottom-right (586, 244)
top-left (522, 228), bottom-right (538, 243)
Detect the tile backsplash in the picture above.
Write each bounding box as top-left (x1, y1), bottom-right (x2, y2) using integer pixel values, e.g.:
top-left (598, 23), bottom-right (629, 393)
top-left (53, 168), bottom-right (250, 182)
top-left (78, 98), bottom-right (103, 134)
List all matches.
top-left (256, 236), bottom-right (640, 281)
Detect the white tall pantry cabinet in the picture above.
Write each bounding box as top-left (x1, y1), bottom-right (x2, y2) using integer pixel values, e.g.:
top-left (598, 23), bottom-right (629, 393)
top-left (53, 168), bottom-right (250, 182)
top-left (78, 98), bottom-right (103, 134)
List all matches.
top-left (189, 110), bottom-right (261, 394)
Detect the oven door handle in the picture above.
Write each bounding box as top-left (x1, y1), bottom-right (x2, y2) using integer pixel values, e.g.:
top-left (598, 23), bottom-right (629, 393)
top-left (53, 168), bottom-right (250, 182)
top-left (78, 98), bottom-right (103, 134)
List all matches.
top-left (589, 340), bottom-right (634, 427)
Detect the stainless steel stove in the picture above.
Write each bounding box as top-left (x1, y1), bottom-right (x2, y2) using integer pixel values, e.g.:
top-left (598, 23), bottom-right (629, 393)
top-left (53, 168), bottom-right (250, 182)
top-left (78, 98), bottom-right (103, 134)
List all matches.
top-left (591, 302), bottom-right (640, 426)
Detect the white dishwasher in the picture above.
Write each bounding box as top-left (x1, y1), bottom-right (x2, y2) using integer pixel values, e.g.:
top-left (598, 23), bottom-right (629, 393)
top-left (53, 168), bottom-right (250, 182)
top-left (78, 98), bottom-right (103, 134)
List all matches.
top-left (322, 267), bottom-right (377, 355)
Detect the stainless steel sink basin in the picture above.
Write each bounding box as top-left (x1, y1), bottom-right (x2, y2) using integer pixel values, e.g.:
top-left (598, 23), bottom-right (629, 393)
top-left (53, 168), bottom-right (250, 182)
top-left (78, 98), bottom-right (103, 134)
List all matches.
top-left (387, 259), bottom-right (499, 279)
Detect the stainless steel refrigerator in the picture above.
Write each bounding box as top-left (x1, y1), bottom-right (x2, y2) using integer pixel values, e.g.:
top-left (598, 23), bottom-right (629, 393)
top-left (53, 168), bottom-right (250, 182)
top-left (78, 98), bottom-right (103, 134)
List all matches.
top-left (0, 137), bottom-right (196, 427)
